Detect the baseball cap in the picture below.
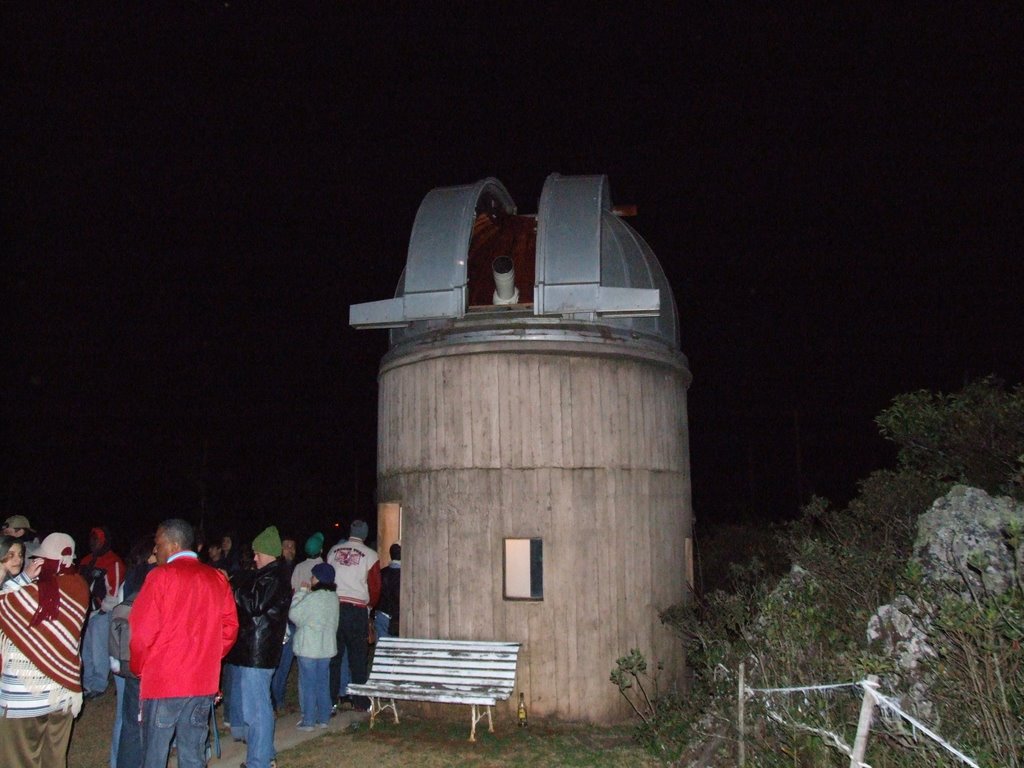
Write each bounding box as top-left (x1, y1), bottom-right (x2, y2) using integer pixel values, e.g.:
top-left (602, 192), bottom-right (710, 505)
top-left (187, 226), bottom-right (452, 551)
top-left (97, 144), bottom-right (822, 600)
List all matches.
top-left (3, 514), bottom-right (32, 530)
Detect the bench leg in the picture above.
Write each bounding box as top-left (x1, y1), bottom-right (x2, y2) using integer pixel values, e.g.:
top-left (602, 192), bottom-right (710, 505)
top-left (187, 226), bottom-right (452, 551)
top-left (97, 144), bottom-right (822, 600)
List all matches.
top-left (469, 704), bottom-right (494, 742)
top-left (367, 697), bottom-right (400, 729)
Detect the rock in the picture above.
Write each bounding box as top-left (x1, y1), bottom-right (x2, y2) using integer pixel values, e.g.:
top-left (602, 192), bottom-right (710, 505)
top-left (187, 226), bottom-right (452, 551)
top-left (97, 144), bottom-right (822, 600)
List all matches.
top-left (866, 594), bottom-right (935, 673)
top-left (913, 485), bottom-right (1024, 598)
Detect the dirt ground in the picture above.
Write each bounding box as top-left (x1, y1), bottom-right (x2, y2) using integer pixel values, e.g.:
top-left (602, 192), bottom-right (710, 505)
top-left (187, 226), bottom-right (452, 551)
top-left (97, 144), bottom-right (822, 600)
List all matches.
top-left (69, 688), bottom-right (666, 768)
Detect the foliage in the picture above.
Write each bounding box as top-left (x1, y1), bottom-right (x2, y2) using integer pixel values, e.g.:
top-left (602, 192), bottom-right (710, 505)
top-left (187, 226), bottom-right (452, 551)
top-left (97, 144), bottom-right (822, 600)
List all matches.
top-left (876, 376), bottom-right (1024, 498)
top-left (610, 649), bottom-right (691, 760)
top-left (924, 530), bottom-right (1024, 767)
top-left (614, 377), bottom-right (1024, 766)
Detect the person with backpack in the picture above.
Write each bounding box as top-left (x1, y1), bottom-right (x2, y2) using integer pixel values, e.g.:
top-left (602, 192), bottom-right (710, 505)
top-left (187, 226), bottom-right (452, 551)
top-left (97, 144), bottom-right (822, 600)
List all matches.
top-left (78, 526), bottom-right (125, 699)
top-left (108, 536), bottom-right (156, 768)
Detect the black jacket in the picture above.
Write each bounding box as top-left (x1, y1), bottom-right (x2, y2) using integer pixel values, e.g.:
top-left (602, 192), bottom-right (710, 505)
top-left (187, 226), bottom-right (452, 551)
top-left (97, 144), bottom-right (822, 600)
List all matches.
top-left (225, 560), bottom-right (291, 668)
top-left (378, 564), bottom-right (400, 635)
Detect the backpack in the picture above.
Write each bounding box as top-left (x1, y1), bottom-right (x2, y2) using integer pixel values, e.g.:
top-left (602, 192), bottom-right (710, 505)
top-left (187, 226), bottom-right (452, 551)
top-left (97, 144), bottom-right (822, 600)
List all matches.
top-left (108, 585), bottom-right (137, 678)
top-left (79, 563), bottom-right (108, 611)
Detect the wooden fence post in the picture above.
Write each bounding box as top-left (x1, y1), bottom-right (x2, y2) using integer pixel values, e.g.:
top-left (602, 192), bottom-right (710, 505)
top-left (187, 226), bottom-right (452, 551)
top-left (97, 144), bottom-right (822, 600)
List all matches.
top-left (849, 675), bottom-right (879, 768)
top-left (737, 661), bottom-right (746, 767)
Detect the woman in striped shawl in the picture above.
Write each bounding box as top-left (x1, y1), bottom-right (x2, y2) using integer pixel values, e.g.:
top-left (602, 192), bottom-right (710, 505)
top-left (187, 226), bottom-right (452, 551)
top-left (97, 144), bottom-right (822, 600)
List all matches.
top-left (0, 532), bottom-right (89, 768)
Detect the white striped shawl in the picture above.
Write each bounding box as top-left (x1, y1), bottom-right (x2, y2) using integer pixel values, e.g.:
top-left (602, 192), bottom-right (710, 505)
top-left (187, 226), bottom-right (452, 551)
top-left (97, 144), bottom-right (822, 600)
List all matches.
top-left (0, 574), bottom-right (88, 692)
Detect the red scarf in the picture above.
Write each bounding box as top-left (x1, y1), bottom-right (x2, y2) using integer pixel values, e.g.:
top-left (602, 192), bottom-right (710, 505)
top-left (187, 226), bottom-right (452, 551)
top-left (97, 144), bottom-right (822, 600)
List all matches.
top-left (0, 572), bottom-right (89, 691)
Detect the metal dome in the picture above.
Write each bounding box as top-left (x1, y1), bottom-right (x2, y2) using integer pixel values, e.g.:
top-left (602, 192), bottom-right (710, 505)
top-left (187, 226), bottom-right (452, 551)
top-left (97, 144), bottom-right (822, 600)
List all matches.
top-left (349, 173), bottom-right (680, 352)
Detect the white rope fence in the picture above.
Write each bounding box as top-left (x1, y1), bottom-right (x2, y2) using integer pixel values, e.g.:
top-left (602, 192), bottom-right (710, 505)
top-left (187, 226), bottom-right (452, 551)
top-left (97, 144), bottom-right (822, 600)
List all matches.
top-left (736, 663), bottom-right (981, 768)
top-left (869, 687), bottom-right (980, 768)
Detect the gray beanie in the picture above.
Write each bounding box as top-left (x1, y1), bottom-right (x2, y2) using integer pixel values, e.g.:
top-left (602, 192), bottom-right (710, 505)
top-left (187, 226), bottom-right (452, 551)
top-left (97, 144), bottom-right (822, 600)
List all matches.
top-left (350, 519), bottom-right (369, 541)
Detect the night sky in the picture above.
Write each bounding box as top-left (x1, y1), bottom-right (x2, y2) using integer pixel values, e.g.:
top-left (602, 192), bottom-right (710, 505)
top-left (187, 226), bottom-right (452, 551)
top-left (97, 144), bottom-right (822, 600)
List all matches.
top-left (4, 7), bottom-right (1022, 550)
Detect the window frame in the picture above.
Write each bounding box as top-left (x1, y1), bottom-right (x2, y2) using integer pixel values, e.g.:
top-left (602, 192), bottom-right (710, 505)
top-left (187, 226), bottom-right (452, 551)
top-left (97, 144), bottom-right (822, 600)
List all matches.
top-left (502, 536), bottom-right (544, 601)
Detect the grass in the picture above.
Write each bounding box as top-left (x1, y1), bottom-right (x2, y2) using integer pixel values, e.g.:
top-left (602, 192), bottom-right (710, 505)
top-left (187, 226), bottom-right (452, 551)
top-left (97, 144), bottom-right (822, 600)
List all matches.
top-left (284, 717), bottom-right (667, 768)
top-left (69, 680), bottom-right (666, 767)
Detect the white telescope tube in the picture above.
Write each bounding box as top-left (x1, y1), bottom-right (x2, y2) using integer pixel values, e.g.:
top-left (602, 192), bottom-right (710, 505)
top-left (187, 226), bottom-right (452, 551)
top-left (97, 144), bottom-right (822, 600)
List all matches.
top-left (492, 256), bottom-right (519, 305)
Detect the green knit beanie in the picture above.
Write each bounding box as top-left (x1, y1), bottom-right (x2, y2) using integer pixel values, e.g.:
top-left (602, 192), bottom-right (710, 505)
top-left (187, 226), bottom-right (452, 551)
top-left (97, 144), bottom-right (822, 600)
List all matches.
top-left (252, 525), bottom-right (283, 557)
top-left (304, 532), bottom-right (324, 557)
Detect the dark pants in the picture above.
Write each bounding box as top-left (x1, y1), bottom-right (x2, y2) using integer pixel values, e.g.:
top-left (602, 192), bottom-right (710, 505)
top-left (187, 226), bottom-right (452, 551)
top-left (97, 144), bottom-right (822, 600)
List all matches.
top-left (117, 676), bottom-right (143, 768)
top-left (336, 603), bottom-right (369, 709)
top-left (141, 695), bottom-right (214, 768)
top-left (271, 622), bottom-right (295, 709)
top-left (328, 646), bottom-right (351, 701)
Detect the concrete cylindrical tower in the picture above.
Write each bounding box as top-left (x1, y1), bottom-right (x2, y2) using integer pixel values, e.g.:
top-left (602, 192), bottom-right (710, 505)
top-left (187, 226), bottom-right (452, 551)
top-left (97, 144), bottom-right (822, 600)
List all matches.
top-left (351, 174), bottom-right (693, 723)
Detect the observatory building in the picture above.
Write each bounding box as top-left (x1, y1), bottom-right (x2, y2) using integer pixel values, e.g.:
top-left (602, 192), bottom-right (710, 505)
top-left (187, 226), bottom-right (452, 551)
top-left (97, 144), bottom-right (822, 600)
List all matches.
top-left (350, 173), bottom-right (693, 722)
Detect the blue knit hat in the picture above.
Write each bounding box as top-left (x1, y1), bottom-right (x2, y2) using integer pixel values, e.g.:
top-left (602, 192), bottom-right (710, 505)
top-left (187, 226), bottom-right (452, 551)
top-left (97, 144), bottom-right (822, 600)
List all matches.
top-left (311, 562), bottom-right (335, 586)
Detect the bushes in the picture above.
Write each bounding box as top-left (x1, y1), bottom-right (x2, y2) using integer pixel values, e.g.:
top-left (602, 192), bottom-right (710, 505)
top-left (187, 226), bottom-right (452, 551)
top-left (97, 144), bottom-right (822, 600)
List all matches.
top-left (876, 376), bottom-right (1024, 498)
top-left (615, 378), bottom-right (1024, 765)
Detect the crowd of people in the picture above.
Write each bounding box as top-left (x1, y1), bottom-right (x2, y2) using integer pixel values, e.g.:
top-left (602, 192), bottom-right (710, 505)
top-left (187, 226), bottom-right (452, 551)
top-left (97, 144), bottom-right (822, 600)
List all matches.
top-left (0, 513), bottom-right (402, 768)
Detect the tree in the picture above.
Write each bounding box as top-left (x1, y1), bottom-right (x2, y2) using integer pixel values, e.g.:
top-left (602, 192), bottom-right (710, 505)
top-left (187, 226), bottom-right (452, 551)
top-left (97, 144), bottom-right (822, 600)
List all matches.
top-left (875, 376), bottom-right (1024, 498)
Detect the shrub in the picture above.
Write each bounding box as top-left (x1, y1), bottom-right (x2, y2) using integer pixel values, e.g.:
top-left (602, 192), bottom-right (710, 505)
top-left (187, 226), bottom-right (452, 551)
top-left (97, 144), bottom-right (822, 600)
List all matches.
top-left (617, 378), bottom-right (1024, 765)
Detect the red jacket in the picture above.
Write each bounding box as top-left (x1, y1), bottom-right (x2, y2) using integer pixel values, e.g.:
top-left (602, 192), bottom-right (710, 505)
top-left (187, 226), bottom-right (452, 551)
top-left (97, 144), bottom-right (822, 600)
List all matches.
top-left (129, 554), bottom-right (239, 699)
top-left (80, 548), bottom-right (126, 609)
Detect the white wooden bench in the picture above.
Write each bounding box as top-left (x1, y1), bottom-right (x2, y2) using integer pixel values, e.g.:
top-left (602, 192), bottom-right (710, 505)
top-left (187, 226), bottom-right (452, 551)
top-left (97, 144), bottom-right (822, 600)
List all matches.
top-left (347, 636), bottom-right (521, 741)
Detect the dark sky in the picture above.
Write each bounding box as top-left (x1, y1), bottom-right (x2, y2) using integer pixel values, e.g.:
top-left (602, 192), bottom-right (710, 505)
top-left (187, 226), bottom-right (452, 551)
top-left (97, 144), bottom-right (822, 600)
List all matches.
top-left (4, 7), bottom-right (1022, 548)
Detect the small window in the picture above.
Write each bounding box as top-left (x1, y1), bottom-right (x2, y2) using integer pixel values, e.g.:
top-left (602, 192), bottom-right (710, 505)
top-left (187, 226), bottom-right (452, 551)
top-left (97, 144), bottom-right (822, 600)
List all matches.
top-left (504, 538), bottom-right (543, 600)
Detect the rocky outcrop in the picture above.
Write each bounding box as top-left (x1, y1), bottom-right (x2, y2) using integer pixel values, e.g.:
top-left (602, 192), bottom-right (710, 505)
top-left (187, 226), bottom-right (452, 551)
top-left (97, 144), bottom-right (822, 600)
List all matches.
top-left (866, 594), bottom-right (934, 672)
top-left (913, 485), bottom-right (1023, 597)
top-left (867, 486), bottom-right (1023, 718)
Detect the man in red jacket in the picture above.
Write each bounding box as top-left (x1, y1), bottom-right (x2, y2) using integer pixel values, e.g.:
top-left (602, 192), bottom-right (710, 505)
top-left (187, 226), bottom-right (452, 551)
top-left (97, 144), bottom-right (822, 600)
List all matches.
top-left (130, 518), bottom-right (238, 768)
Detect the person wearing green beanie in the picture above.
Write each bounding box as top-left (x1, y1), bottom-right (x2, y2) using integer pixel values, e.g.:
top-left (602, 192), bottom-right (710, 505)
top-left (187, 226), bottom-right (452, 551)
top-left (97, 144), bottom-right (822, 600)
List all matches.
top-left (303, 532), bottom-right (324, 558)
top-left (292, 533), bottom-right (325, 592)
top-left (225, 525), bottom-right (290, 768)
top-left (251, 525), bottom-right (283, 558)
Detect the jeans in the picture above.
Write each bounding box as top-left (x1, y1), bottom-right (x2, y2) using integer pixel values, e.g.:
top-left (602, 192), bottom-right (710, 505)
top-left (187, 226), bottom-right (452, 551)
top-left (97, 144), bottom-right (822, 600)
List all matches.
top-left (110, 673), bottom-right (125, 767)
top-left (224, 664), bottom-right (246, 741)
top-left (117, 677), bottom-right (143, 768)
top-left (237, 666), bottom-right (275, 768)
top-left (374, 610), bottom-right (393, 641)
top-left (141, 695), bottom-right (213, 768)
top-left (337, 603), bottom-right (370, 709)
top-left (329, 645), bottom-right (351, 700)
top-left (297, 656), bottom-right (332, 725)
top-left (271, 623), bottom-right (295, 709)
top-left (82, 610), bottom-right (112, 694)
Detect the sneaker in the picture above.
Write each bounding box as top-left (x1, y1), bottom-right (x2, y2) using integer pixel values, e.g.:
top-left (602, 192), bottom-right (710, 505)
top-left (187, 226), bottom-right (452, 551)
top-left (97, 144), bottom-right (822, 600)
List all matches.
top-left (316, 722), bottom-right (329, 729)
top-left (296, 723), bottom-right (316, 732)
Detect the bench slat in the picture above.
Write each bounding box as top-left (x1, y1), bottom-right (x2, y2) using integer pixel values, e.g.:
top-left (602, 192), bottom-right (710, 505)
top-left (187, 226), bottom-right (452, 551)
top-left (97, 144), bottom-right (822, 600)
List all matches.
top-left (370, 663), bottom-right (520, 671)
top-left (380, 638), bottom-right (520, 651)
top-left (367, 674), bottom-right (515, 688)
top-left (348, 686), bottom-right (501, 707)
top-left (374, 652), bottom-right (519, 664)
